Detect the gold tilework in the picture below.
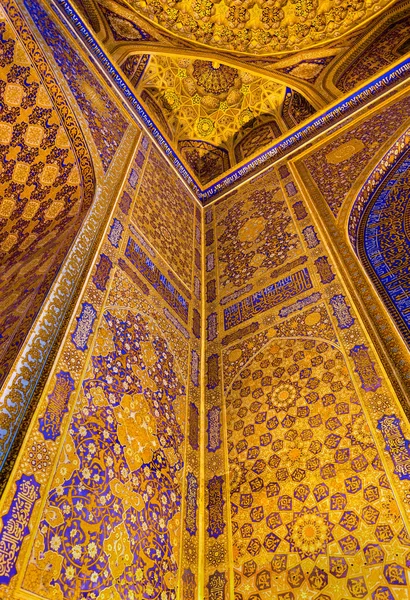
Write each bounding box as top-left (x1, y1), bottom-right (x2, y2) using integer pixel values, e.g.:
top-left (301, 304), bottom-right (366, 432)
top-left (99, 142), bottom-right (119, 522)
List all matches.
top-left (227, 337), bottom-right (410, 599)
top-left (132, 147), bottom-right (195, 288)
top-left (215, 173), bottom-right (301, 296)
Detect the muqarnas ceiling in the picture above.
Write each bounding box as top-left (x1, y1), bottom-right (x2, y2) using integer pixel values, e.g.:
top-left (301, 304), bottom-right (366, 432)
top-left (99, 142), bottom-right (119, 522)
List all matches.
top-left (133, 55), bottom-right (315, 184)
top-left (123, 0), bottom-right (393, 54)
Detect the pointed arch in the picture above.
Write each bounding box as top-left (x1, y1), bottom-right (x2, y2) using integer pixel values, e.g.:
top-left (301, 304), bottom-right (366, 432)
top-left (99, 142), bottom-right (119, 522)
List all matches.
top-left (348, 131), bottom-right (410, 346)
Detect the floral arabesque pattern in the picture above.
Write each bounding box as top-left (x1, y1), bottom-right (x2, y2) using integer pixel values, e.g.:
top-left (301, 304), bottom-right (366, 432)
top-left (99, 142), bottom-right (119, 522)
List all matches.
top-left (217, 178), bottom-right (300, 292)
top-left (38, 310), bottom-right (186, 599)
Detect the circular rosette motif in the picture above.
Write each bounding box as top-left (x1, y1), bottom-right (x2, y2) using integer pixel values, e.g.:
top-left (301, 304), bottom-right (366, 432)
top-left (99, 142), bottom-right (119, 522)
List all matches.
top-left (192, 60), bottom-right (239, 95)
top-left (280, 438), bottom-right (309, 472)
top-left (286, 506), bottom-right (334, 560)
top-left (267, 380), bottom-right (301, 413)
top-left (196, 117), bottom-right (215, 137)
top-left (131, 0), bottom-right (390, 55)
top-left (161, 91), bottom-right (181, 111)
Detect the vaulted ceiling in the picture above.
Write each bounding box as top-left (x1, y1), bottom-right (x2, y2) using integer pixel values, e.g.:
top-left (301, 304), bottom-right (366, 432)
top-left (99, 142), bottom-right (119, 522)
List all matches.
top-left (93, 0), bottom-right (396, 55)
top-left (74, 0), bottom-right (410, 185)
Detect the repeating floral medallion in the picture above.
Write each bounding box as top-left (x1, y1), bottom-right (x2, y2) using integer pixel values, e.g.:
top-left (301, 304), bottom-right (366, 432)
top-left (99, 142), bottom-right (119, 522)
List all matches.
top-left (24, 309), bottom-right (187, 599)
top-left (226, 337), bottom-right (410, 599)
top-left (216, 172), bottom-right (300, 294)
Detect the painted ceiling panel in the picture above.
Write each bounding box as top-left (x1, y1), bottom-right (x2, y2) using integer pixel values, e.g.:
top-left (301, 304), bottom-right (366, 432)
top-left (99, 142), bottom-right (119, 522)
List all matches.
top-left (121, 0), bottom-right (395, 55)
top-left (138, 55), bottom-right (286, 148)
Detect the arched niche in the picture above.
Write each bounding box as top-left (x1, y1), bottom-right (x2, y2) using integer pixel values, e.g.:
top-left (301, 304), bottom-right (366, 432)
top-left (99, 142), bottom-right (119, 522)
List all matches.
top-left (226, 335), bottom-right (410, 598)
top-left (348, 135), bottom-right (410, 346)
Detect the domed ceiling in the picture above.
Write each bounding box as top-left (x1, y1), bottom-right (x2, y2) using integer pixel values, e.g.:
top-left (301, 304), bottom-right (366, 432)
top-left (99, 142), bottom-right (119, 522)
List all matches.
top-left (134, 55), bottom-right (318, 183)
top-left (139, 56), bottom-right (285, 146)
top-left (122, 0), bottom-right (394, 55)
top-left (74, 0), bottom-right (409, 187)
top-left (141, 58), bottom-right (285, 138)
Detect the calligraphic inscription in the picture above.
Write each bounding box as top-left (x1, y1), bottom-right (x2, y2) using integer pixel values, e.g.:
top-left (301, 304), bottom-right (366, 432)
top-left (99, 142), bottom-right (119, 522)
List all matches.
top-left (129, 223), bottom-right (156, 257)
top-left (207, 312), bottom-right (218, 342)
top-left (302, 225), bottom-right (320, 248)
top-left (118, 258), bottom-right (150, 296)
top-left (279, 292), bottom-right (321, 318)
top-left (208, 476), bottom-right (225, 538)
top-left (125, 237), bottom-right (188, 323)
top-left (71, 302), bottom-right (97, 351)
top-left (92, 254), bottom-right (113, 291)
top-left (25, 0), bottom-right (127, 171)
top-left (185, 472), bottom-right (198, 535)
top-left (349, 151), bottom-right (410, 246)
top-left (363, 154), bottom-right (410, 333)
top-left (207, 571), bottom-right (226, 600)
top-left (207, 354), bottom-right (220, 390)
top-left (378, 415), bottom-right (410, 480)
top-left (167, 269), bottom-right (191, 300)
top-left (224, 268), bottom-right (313, 330)
top-left (191, 350), bottom-right (199, 387)
top-left (189, 402), bottom-right (199, 450)
top-left (108, 218), bottom-right (123, 248)
top-left (220, 284), bottom-right (252, 306)
top-left (350, 344), bottom-right (381, 392)
top-left (39, 371), bottom-right (75, 441)
top-left (207, 406), bottom-right (222, 452)
top-left (183, 569), bottom-right (196, 600)
top-left (163, 308), bottom-right (189, 339)
top-left (222, 322), bottom-right (259, 346)
top-left (315, 256), bottom-right (335, 284)
top-left (329, 294), bottom-right (355, 329)
top-left (0, 474), bottom-right (40, 584)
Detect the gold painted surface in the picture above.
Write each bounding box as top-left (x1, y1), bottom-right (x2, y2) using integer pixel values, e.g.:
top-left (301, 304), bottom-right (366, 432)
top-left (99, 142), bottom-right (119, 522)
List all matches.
top-left (2, 1), bottom-right (410, 600)
top-left (139, 55), bottom-right (285, 149)
top-left (121, 0), bottom-right (394, 55)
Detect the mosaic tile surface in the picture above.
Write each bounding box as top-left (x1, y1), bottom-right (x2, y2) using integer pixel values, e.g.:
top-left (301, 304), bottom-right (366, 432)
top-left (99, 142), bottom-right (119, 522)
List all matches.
top-left (1, 3), bottom-right (410, 600)
top-left (216, 173), bottom-right (300, 295)
top-left (26, 0), bottom-right (128, 171)
top-left (227, 337), bottom-right (410, 600)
